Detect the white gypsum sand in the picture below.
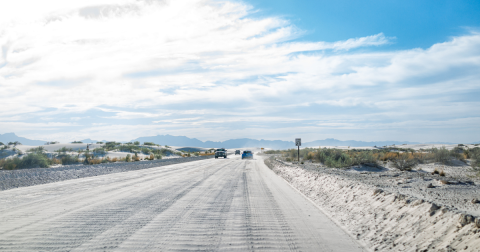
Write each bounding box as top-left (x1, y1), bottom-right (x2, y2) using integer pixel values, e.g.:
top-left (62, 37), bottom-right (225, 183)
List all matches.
top-left (264, 157), bottom-right (480, 252)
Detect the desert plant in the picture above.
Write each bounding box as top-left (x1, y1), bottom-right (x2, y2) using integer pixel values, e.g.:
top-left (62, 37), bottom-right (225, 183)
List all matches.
top-left (141, 147), bottom-right (152, 155)
top-left (439, 170), bottom-right (446, 176)
top-left (133, 141), bottom-right (140, 145)
top-left (470, 147), bottom-right (480, 172)
top-left (55, 147), bottom-right (73, 154)
top-left (96, 141), bottom-right (104, 144)
top-left (0, 142), bottom-right (4, 146)
top-left (393, 152), bottom-right (417, 171)
top-left (143, 142), bottom-right (155, 146)
top-left (72, 141), bottom-right (83, 144)
top-left (126, 154), bottom-right (131, 162)
top-left (18, 153), bottom-right (50, 168)
top-left (154, 154), bottom-right (162, 160)
top-left (92, 148), bottom-right (106, 156)
top-left (61, 155), bottom-right (79, 165)
top-left (433, 147), bottom-right (452, 164)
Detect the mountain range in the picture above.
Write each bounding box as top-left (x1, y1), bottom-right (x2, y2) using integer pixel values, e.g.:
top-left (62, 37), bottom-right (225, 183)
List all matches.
top-left (1, 132), bottom-right (476, 150)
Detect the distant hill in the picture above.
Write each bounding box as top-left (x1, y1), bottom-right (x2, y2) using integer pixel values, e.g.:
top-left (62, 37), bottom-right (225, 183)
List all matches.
top-left (77, 139), bottom-right (109, 144)
top-left (0, 132), bottom-right (476, 149)
top-left (0, 133), bottom-right (46, 146)
top-left (130, 135), bottom-right (429, 149)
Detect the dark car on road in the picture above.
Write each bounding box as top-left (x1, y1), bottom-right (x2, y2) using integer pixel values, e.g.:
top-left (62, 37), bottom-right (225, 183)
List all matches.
top-left (235, 150), bottom-right (240, 155)
top-left (242, 150), bottom-right (253, 159)
top-left (215, 148), bottom-right (227, 159)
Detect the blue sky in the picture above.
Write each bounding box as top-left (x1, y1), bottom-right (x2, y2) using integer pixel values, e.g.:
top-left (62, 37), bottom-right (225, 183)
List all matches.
top-left (248, 0), bottom-right (480, 49)
top-left (0, 0), bottom-right (479, 143)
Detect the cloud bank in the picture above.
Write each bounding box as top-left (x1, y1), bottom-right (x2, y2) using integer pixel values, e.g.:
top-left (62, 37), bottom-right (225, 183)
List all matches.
top-left (0, 0), bottom-right (479, 143)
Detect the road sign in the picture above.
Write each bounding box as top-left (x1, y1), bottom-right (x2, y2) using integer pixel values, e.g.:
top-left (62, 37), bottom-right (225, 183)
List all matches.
top-left (295, 138), bottom-right (301, 146)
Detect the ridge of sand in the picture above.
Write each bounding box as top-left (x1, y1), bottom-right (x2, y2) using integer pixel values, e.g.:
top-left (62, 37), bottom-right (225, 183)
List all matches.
top-left (264, 157), bottom-right (480, 251)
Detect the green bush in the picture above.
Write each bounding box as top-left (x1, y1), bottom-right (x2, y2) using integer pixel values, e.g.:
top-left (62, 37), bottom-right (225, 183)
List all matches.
top-left (141, 147), bottom-right (152, 154)
top-left (72, 141), bottom-right (83, 144)
top-left (103, 142), bottom-right (119, 151)
top-left (143, 142), bottom-right (155, 146)
top-left (432, 147), bottom-right (453, 164)
top-left (93, 148), bottom-right (106, 156)
top-left (154, 154), bottom-right (162, 160)
top-left (134, 141), bottom-right (140, 145)
top-left (61, 155), bottom-right (79, 165)
top-left (470, 147), bottom-right (480, 170)
top-left (55, 147), bottom-right (73, 154)
top-left (118, 145), bottom-right (141, 153)
top-left (0, 153), bottom-right (51, 169)
top-left (393, 152), bottom-right (417, 171)
top-left (126, 154), bottom-right (131, 162)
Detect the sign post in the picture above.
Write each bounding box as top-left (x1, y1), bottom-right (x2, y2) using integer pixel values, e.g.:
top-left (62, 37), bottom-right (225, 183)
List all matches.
top-left (295, 138), bottom-right (301, 163)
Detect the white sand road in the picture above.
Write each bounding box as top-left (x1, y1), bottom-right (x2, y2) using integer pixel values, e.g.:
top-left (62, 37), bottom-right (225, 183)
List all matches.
top-left (0, 155), bottom-right (364, 251)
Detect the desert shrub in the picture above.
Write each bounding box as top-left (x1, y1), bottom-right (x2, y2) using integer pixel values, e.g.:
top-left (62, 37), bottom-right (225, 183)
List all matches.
top-left (72, 141), bottom-right (83, 144)
top-left (393, 152), bottom-right (417, 171)
top-left (470, 147), bottom-right (480, 171)
top-left (6, 153), bottom-right (51, 169)
top-left (451, 147), bottom-right (466, 162)
top-left (126, 154), bottom-right (131, 162)
top-left (0, 157), bottom-right (22, 169)
top-left (141, 147), bottom-right (152, 154)
top-left (133, 141), bottom-right (140, 145)
top-left (118, 145), bottom-right (141, 153)
top-left (55, 147), bottom-right (73, 154)
top-left (350, 151), bottom-right (377, 165)
top-left (103, 142), bottom-right (118, 150)
top-left (432, 147), bottom-right (453, 164)
top-left (61, 155), bottom-right (79, 165)
top-left (324, 154), bottom-right (352, 168)
top-left (96, 141), bottom-right (104, 144)
top-left (265, 150), bottom-right (283, 154)
top-left (143, 142), bottom-right (155, 146)
top-left (93, 148), bottom-right (106, 156)
top-left (0, 142), bottom-right (4, 146)
top-left (88, 158), bottom-right (102, 165)
top-left (154, 154), bottom-right (162, 160)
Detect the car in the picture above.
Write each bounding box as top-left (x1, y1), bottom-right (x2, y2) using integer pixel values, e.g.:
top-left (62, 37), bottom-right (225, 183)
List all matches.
top-left (235, 150), bottom-right (240, 155)
top-left (241, 150), bottom-right (253, 159)
top-left (215, 148), bottom-right (227, 159)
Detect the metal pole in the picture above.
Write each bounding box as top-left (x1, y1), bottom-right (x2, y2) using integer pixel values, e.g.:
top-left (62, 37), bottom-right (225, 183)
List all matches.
top-left (298, 146), bottom-right (300, 163)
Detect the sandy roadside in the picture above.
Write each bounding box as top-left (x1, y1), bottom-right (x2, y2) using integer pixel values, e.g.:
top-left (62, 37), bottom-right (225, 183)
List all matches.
top-left (264, 156), bottom-right (480, 252)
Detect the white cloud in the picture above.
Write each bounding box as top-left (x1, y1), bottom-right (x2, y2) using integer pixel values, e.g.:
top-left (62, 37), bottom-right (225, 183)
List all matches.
top-left (0, 0), bottom-right (479, 142)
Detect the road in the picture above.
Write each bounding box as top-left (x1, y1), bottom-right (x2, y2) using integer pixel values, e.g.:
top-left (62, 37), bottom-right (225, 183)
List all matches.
top-left (0, 155), bottom-right (364, 251)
